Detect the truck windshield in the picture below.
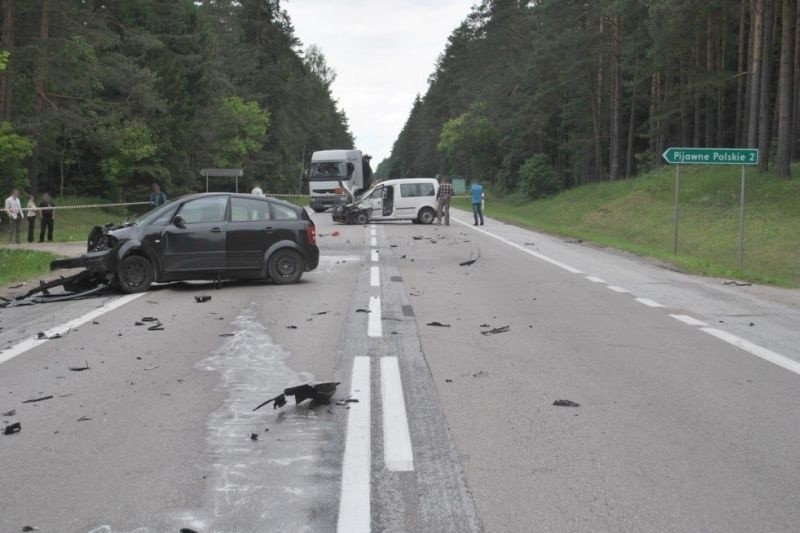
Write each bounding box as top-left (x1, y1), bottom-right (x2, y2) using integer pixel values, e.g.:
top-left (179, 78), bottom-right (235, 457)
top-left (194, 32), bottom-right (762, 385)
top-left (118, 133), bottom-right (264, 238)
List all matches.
top-left (309, 162), bottom-right (347, 181)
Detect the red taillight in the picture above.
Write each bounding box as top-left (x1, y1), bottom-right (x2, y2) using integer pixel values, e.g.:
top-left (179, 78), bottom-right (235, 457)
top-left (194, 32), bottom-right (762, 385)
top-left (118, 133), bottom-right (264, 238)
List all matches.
top-left (307, 225), bottom-right (317, 246)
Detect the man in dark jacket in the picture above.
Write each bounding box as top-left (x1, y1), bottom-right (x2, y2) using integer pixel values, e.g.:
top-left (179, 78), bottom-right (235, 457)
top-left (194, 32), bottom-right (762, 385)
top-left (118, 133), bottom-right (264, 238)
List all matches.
top-left (39, 192), bottom-right (55, 242)
top-left (149, 183), bottom-right (167, 207)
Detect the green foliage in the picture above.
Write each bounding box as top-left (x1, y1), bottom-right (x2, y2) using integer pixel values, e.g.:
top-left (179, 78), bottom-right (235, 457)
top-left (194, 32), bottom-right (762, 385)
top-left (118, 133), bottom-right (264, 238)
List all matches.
top-left (0, 122), bottom-right (35, 193)
top-left (100, 122), bottom-right (160, 201)
top-left (0, 50), bottom-right (9, 72)
top-left (437, 102), bottom-right (498, 179)
top-left (215, 96), bottom-right (270, 168)
top-left (0, 249), bottom-right (60, 285)
top-left (518, 155), bottom-right (562, 198)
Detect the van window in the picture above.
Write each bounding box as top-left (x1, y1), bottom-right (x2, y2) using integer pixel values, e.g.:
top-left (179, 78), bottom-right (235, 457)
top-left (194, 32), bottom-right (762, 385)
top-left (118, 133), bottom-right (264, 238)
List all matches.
top-left (400, 183), bottom-right (435, 198)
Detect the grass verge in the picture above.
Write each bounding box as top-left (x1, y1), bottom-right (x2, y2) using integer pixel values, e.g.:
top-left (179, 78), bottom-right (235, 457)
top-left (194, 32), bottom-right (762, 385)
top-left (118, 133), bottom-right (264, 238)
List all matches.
top-left (454, 165), bottom-right (800, 288)
top-left (0, 248), bottom-right (60, 285)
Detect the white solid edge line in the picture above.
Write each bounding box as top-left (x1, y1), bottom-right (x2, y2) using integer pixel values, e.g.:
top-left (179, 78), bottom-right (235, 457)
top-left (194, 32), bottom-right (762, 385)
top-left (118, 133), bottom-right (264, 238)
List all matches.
top-left (700, 327), bottom-right (800, 376)
top-left (452, 218), bottom-right (583, 274)
top-left (0, 293), bottom-right (145, 365)
top-left (370, 249), bottom-right (379, 262)
top-left (337, 356), bottom-right (371, 533)
top-left (380, 357), bottom-right (414, 471)
top-left (635, 297), bottom-right (665, 308)
top-left (607, 285), bottom-right (631, 294)
top-left (370, 266), bottom-right (380, 287)
top-left (370, 228), bottom-right (377, 237)
top-left (669, 314), bottom-right (709, 327)
top-left (370, 236), bottom-right (378, 247)
top-left (585, 276), bottom-right (607, 283)
top-left (368, 296), bottom-right (382, 337)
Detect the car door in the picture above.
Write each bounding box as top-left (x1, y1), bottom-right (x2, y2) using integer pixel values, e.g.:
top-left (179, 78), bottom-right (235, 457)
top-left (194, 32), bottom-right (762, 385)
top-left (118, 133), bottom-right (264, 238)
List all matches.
top-left (368, 185), bottom-right (384, 219)
top-left (162, 195), bottom-right (228, 272)
top-left (227, 196), bottom-right (277, 270)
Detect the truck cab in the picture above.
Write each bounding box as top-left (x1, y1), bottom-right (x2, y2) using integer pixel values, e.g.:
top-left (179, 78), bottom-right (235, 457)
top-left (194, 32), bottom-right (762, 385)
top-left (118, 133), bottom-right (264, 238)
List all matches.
top-left (308, 149), bottom-right (373, 212)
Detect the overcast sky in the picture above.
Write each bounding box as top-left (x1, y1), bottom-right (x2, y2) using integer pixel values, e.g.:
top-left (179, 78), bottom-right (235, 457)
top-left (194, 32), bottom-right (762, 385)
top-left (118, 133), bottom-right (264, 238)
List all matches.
top-left (283, 0), bottom-right (475, 165)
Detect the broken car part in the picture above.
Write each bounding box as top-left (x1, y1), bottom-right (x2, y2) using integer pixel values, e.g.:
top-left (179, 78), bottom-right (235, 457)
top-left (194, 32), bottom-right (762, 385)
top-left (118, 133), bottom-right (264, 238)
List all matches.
top-left (253, 382), bottom-right (341, 411)
top-left (3, 422), bottom-right (21, 435)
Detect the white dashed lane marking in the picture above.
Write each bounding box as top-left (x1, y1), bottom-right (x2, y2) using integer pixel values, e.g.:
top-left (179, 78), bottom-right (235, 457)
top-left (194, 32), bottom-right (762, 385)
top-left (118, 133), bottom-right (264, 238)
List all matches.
top-left (585, 276), bottom-right (607, 283)
top-left (371, 249), bottom-right (379, 262)
top-left (670, 314), bottom-right (709, 327)
top-left (635, 297), bottom-right (665, 308)
top-left (380, 357), bottom-right (414, 471)
top-left (370, 266), bottom-right (380, 287)
top-left (368, 296), bottom-right (382, 338)
top-left (606, 285), bottom-right (631, 294)
top-left (337, 356), bottom-right (372, 533)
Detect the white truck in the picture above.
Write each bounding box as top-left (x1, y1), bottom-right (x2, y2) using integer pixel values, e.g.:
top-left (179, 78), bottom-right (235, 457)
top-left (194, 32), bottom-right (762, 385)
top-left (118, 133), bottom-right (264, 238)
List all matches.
top-left (308, 149), bottom-right (373, 212)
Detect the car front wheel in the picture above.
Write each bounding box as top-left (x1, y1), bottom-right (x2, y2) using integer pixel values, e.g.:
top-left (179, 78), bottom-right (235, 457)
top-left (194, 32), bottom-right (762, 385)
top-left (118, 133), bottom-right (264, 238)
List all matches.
top-left (118, 255), bottom-right (154, 293)
top-left (268, 249), bottom-right (304, 284)
top-left (354, 211), bottom-right (369, 225)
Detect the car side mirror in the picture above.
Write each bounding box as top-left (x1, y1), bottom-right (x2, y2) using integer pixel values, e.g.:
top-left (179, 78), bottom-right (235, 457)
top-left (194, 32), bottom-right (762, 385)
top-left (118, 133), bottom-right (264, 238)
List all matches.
top-left (173, 215), bottom-right (186, 229)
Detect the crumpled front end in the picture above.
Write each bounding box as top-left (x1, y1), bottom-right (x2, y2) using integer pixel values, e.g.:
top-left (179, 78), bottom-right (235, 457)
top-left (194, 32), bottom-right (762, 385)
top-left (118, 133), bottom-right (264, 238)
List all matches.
top-left (50, 225), bottom-right (120, 274)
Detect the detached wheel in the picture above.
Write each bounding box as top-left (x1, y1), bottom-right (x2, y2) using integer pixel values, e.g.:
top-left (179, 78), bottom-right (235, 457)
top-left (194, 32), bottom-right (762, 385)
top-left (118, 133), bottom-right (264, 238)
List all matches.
top-left (418, 207), bottom-right (436, 225)
top-left (268, 249), bottom-right (304, 284)
top-left (117, 255), bottom-right (154, 293)
top-left (354, 211), bottom-right (369, 225)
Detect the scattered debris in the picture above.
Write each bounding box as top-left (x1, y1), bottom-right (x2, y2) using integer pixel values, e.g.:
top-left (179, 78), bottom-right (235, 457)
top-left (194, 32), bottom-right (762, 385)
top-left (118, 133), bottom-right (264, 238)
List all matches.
top-left (355, 308), bottom-right (371, 313)
top-left (481, 325), bottom-right (510, 335)
top-left (143, 365), bottom-right (160, 371)
top-left (36, 331), bottom-right (62, 340)
top-left (147, 322), bottom-right (164, 331)
top-left (412, 236), bottom-right (424, 240)
top-left (724, 281), bottom-right (752, 287)
top-left (553, 399), bottom-right (580, 407)
top-left (749, 322), bottom-right (755, 326)
top-left (427, 321), bottom-right (451, 327)
top-left (141, 316), bottom-right (158, 322)
top-left (480, 324), bottom-right (491, 328)
top-left (459, 259), bottom-right (477, 267)
top-left (4, 422), bottom-right (21, 435)
top-left (219, 333), bottom-right (235, 337)
top-left (3, 409), bottom-right (16, 417)
top-left (253, 382), bottom-right (341, 411)
top-left (472, 371), bottom-right (488, 378)
top-left (180, 529), bottom-right (199, 533)
top-left (135, 321), bottom-right (145, 326)
top-left (286, 325), bottom-right (298, 329)
top-left (524, 242), bottom-right (536, 246)
top-left (77, 416), bottom-right (92, 422)
top-left (314, 311), bottom-right (328, 315)
top-left (22, 526), bottom-right (40, 532)
top-left (445, 379), bottom-right (453, 383)
top-left (250, 433), bottom-right (259, 441)
top-left (195, 295), bottom-right (212, 303)
top-left (335, 398), bottom-right (361, 406)
top-left (22, 395), bottom-right (53, 404)
top-left (68, 361), bottom-right (91, 372)
top-left (9, 282), bottom-right (25, 289)
top-left (390, 244), bottom-right (398, 248)
top-left (564, 239), bottom-right (583, 244)
top-left (330, 230), bottom-right (340, 237)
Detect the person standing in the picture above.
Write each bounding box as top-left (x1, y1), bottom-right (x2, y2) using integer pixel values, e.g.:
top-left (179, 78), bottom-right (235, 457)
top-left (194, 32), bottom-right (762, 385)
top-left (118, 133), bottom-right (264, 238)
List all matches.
top-left (39, 192), bottom-right (55, 242)
top-left (251, 183), bottom-right (264, 196)
top-left (435, 177), bottom-right (454, 226)
top-left (25, 193), bottom-right (37, 243)
top-left (4, 188), bottom-right (22, 243)
top-left (470, 180), bottom-right (485, 226)
top-left (149, 182), bottom-right (167, 207)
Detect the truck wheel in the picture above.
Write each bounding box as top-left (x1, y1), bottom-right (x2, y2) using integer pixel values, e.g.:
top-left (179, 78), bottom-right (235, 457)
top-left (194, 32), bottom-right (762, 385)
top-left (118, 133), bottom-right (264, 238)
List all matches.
top-left (268, 249), bottom-right (304, 284)
top-left (354, 211), bottom-right (369, 225)
top-left (312, 207), bottom-right (327, 213)
top-left (418, 207), bottom-right (436, 225)
top-left (117, 255), bottom-right (154, 293)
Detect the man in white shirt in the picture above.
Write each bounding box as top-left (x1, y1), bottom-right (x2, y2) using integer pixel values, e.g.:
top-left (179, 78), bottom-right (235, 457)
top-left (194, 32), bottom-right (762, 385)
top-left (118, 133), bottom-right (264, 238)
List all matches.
top-left (251, 183), bottom-right (264, 196)
top-left (4, 188), bottom-right (22, 244)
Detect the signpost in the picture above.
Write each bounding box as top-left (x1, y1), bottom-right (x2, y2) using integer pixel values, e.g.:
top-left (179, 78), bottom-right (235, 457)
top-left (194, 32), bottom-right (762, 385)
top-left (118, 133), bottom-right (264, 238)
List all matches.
top-left (661, 148), bottom-right (759, 269)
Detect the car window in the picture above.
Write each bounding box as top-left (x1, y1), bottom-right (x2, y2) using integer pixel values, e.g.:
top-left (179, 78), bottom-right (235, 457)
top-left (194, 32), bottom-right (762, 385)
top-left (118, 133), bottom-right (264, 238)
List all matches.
top-left (231, 197), bottom-right (271, 222)
top-left (178, 196), bottom-right (228, 224)
top-left (152, 206), bottom-right (178, 226)
top-left (270, 202), bottom-right (300, 220)
top-left (400, 183), bottom-right (435, 197)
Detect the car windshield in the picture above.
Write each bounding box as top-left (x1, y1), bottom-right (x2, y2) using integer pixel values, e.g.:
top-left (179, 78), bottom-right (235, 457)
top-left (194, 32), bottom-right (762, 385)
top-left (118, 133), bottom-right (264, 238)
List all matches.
top-left (309, 162), bottom-right (347, 181)
top-left (132, 199), bottom-right (178, 225)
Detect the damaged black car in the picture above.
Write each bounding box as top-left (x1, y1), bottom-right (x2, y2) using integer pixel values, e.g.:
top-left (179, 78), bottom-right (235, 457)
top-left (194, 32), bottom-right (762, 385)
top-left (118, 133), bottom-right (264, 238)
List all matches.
top-left (50, 193), bottom-right (320, 293)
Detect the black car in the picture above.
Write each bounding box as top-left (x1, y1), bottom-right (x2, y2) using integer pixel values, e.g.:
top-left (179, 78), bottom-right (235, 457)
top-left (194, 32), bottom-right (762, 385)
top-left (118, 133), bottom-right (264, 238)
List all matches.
top-left (51, 193), bottom-right (319, 293)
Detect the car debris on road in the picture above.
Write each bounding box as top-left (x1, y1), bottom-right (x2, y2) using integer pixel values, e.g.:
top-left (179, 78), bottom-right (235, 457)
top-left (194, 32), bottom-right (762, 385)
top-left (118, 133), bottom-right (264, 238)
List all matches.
top-left (253, 382), bottom-right (341, 411)
top-left (3, 422), bottom-right (21, 435)
top-left (553, 399), bottom-right (580, 407)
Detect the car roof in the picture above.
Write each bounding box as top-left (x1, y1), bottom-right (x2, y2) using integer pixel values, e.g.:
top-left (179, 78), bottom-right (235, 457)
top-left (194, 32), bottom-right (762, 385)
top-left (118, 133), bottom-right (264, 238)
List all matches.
top-left (376, 178), bottom-right (438, 185)
top-left (173, 192), bottom-right (300, 209)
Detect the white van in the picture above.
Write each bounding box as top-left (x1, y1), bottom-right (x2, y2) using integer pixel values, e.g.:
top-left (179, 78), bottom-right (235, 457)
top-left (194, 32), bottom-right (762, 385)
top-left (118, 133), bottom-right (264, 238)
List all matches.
top-left (331, 178), bottom-right (439, 224)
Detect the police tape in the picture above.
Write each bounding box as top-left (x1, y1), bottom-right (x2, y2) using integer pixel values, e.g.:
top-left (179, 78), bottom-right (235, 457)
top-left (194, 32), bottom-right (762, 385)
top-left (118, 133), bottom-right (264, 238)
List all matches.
top-left (1, 201), bottom-right (152, 215)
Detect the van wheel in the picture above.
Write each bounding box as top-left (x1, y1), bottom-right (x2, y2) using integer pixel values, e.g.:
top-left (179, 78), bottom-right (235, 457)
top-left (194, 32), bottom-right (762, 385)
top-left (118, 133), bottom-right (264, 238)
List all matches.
top-left (354, 211), bottom-right (369, 225)
top-left (418, 207), bottom-right (436, 225)
top-left (312, 207), bottom-right (327, 213)
top-left (117, 255), bottom-right (154, 293)
top-left (268, 249), bottom-right (304, 284)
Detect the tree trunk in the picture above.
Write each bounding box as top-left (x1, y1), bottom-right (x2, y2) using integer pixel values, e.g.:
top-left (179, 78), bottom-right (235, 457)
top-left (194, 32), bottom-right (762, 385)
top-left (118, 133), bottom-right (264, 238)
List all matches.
top-left (748, 0), bottom-right (767, 148)
top-left (589, 72), bottom-right (605, 181)
top-left (0, 0), bottom-right (14, 121)
top-left (792, 0), bottom-right (800, 157)
top-left (717, 10), bottom-right (728, 147)
top-left (609, 15), bottom-right (622, 179)
top-left (28, 0), bottom-right (50, 194)
top-left (758, 0), bottom-right (776, 171)
top-left (735, 0), bottom-right (748, 147)
top-left (705, 16), bottom-right (715, 147)
top-left (626, 73), bottom-right (637, 178)
top-left (776, 0), bottom-right (795, 177)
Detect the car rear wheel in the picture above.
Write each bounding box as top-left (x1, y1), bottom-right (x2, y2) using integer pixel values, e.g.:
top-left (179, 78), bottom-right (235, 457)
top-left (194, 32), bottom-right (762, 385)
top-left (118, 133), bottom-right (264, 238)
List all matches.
top-left (353, 211), bottom-right (369, 225)
top-left (268, 249), bottom-right (304, 284)
top-left (418, 207), bottom-right (436, 225)
top-left (118, 255), bottom-right (154, 293)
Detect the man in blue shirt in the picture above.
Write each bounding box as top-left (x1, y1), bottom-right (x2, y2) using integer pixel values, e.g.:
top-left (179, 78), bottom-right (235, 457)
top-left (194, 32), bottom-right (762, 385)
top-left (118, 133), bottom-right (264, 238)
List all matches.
top-left (149, 182), bottom-right (167, 207)
top-left (470, 180), bottom-right (484, 226)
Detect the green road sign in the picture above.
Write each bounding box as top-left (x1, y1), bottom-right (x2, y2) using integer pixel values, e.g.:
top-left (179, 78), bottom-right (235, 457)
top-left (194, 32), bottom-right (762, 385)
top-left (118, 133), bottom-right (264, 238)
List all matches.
top-left (662, 147), bottom-right (759, 165)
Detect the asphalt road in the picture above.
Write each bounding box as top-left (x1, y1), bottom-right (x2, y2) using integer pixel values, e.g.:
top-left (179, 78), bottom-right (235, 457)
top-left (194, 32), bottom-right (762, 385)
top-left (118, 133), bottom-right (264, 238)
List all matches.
top-left (1, 207), bottom-right (799, 533)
